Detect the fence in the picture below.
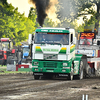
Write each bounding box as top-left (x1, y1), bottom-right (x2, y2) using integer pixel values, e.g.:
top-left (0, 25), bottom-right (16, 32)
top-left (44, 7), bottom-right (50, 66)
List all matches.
top-left (82, 94), bottom-right (88, 100)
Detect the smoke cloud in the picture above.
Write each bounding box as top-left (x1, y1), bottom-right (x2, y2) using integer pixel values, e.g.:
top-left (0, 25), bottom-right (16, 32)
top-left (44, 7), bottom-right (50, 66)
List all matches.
top-left (29, 0), bottom-right (58, 26)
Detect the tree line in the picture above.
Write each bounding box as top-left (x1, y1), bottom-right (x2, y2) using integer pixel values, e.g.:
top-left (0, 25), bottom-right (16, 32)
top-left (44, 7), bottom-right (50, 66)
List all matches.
top-left (0, 0), bottom-right (100, 45)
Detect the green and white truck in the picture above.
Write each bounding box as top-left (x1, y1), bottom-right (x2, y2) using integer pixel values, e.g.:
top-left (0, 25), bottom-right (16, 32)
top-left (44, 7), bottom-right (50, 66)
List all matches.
top-left (28, 27), bottom-right (88, 80)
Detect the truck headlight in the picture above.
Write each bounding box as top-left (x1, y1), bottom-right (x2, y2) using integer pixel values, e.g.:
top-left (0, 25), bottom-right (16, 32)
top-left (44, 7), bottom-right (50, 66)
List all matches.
top-left (32, 66), bottom-right (38, 68)
top-left (63, 67), bottom-right (70, 69)
top-left (34, 62), bottom-right (39, 65)
top-left (63, 63), bottom-right (68, 66)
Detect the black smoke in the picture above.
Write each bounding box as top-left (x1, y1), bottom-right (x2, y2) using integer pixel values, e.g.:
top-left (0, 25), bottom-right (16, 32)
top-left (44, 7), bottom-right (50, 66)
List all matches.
top-left (30, 0), bottom-right (50, 26)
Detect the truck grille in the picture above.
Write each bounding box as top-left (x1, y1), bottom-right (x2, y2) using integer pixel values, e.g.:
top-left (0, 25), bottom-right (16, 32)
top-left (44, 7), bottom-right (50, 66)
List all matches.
top-left (44, 62), bottom-right (57, 68)
top-left (43, 54), bottom-right (58, 60)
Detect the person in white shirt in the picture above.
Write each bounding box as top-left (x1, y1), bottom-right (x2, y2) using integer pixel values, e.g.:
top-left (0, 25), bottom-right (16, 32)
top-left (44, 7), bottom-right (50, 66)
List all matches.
top-left (60, 35), bottom-right (68, 44)
top-left (41, 35), bottom-right (46, 41)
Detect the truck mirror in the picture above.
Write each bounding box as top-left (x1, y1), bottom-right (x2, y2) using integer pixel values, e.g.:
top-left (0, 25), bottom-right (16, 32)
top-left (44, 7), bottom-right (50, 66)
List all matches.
top-left (97, 41), bottom-right (100, 45)
top-left (73, 37), bottom-right (77, 44)
top-left (32, 35), bottom-right (34, 41)
top-left (13, 41), bottom-right (15, 45)
top-left (28, 34), bottom-right (32, 44)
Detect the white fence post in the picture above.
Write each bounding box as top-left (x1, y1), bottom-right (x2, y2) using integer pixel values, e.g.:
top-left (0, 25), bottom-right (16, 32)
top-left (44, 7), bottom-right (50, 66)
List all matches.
top-left (86, 95), bottom-right (88, 100)
top-left (82, 94), bottom-right (84, 100)
top-left (82, 94), bottom-right (88, 100)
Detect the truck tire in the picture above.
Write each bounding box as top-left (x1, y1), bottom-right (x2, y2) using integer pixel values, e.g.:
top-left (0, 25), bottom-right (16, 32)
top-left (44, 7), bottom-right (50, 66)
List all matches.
top-left (34, 75), bottom-right (40, 80)
top-left (74, 60), bottom-right (84, 80)
top-left (81, 55), bottom-right (88, 78)
top-left (78, 60), bottom-right (84, 79)
top-left (86, 64), bottom-right (93, 77)
top-left (68, 64), bottom-right (74, 80)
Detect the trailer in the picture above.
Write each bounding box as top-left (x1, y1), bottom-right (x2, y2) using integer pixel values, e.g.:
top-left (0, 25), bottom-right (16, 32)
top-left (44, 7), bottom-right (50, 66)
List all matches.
top-left (75, 30), bottom-right (100, 77)
top-left (28, 27), bottom-right (90, 80)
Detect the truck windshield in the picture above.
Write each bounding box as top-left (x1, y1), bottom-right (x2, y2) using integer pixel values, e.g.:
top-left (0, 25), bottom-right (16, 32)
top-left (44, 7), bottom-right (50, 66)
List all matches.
top-left (23, 47), bottom-right (30, 54)
top-left (35, 32), bottom-right (69, 45)
top-left (2, 42), bottom-right (10, 50)
top-left (79, 37), bottom-right (92, 45)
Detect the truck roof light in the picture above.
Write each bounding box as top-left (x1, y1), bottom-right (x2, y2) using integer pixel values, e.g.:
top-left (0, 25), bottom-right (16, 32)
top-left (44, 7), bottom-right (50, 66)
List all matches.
top-left (66, 27), bottom-right (70, 30)
top-left (37, 26), bottom-right (42, 28)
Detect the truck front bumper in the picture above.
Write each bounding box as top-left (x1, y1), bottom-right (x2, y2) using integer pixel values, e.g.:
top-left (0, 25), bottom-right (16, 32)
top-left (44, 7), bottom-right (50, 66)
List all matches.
top-left (32, 67), bottom-right (70, 74)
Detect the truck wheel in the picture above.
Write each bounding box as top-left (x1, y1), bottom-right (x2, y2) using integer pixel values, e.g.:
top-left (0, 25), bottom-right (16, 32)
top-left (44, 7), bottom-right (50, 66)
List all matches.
top-left (34, 75), bottom-right (40, 80)
top-left (79, 61), bottom-right (84, 79)
top-left (68, 64), bottom-right (74, 80)
top-left (74, 60), bottom-right (84, 80)
top-left (86, 64), bottom-right (92, 77)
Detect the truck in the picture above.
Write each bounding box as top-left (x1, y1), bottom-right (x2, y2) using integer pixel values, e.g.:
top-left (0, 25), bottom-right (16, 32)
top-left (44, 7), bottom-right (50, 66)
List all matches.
top-left (28, 27), bottom-right (89, 80)
top-left (0, 38), bottom-right (22, 66)
top-left (21, 45), bottom-right (30, 59)
top-left (75, 30), bottom-right (100, 77)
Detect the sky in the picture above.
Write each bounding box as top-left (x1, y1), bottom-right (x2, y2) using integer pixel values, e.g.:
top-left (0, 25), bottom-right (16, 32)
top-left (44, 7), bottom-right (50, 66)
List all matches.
top-left (7, 0), bottom-right (33, 17)
top-left (7, 0), bottom-right (60, 23)
top-left (7, 0), bottom-right (84, 25)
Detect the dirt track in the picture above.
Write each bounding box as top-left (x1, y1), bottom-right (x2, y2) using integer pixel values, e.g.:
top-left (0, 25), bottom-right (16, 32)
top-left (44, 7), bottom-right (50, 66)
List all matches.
top-left (0, 73), bottom-right (100, 100)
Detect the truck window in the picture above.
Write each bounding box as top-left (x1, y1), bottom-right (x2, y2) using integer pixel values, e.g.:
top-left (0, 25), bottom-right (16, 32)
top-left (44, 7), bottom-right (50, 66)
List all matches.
top-left (70, 34), bottom-right (73, 43)
top-left (34, 32), bottom-right (69, 45)
top-left (23, 47), bottom-right (30, 54)
top-left (79, 37), bottom-right (92, 45)
top-left (2, 42), bottom-right (10, 50)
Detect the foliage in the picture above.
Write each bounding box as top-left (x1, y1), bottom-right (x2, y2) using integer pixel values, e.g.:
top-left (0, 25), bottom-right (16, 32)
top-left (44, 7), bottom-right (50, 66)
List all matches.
top-left (57, 0), bottom-right (78, 22)
top-left (28, 7), bottom-right (39, 28)
top-left (43, 17), bottom-right (57, 27)
top-left (0, 1), bottom-right (37, 45)
top-left (57, 0), bottom-right (100, 30)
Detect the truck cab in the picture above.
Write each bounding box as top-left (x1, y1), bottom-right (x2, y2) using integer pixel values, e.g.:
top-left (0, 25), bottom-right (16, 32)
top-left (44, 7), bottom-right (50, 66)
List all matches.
top-left (29, 27), bottom-right (86, 80)
top-left (0, 38), bottom-right (13, 65)
top-left (76, 31), bottom-right (100, 77)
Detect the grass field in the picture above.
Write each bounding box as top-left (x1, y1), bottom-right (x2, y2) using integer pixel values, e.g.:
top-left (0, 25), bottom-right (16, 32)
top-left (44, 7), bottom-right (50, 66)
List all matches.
top-left (0, 65), bottom-right (32, 74)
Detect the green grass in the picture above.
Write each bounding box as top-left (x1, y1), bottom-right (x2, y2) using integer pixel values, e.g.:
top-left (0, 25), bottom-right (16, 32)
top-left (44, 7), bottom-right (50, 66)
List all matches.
top-left (0, 65), bottom-right (7, 67)
top-left (0, 66), bottom-right (32, 74)
top-left (1, 71), bottom-right (27, 74)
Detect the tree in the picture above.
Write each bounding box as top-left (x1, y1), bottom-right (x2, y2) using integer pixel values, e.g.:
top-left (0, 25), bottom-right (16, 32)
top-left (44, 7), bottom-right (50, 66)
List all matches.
top-left (0, 0), bottom-right (7, 5)
top-left (0, 2), bottom-right (36, 45)
top-left (28, 7), bottom-right (39, 28)
top-left (57, 0), bottom-right (100, 33)
top-left (57, 0), bottom-right (78, 22)
top-left (76, 0), bottom-right (100, 32)
top-left (44, 17), bottom-right (57, 27)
